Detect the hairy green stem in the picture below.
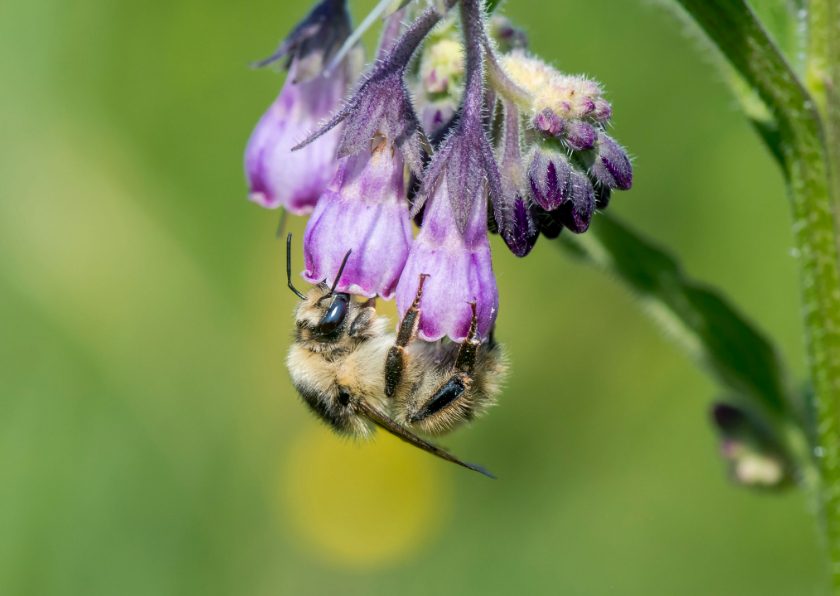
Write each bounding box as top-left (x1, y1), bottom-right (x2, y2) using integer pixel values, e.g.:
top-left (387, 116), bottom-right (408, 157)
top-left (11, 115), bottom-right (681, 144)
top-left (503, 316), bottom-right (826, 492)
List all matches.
top-left (669, 0), bottom-right (840, 588)
top-left (807, 0), bottom-right (840, 226)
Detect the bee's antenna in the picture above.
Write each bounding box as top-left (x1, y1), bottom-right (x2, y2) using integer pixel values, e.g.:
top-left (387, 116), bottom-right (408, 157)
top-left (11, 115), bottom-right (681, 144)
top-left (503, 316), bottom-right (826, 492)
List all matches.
top-left (286, 233), bottom-right (306, 300)
top-left (275, 207), bottom-right (288, 239)
top-left (328, 249), bottom-right (352, 295)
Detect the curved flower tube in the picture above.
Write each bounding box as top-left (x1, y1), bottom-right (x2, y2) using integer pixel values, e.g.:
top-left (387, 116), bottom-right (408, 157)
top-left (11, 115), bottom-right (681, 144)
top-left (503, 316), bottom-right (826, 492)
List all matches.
top-left (302, 139), bottom-right (413, 300)
top-left (396, 176), bottom-right (498, 343)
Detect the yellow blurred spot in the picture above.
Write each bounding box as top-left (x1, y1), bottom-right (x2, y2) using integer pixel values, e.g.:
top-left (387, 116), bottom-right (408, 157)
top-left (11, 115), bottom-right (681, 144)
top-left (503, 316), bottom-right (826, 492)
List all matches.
top-left (281, 426), bottom-right (450, 569)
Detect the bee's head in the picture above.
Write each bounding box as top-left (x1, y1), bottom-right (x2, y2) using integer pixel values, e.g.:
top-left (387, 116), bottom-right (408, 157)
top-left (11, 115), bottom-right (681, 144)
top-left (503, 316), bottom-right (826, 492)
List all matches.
top-left (287, 234), bottom-right (358, 350)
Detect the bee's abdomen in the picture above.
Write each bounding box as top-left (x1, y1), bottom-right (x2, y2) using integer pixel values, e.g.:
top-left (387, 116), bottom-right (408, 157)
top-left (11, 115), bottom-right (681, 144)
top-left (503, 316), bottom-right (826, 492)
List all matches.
top-left (293, 381), bottom-right (355, 433)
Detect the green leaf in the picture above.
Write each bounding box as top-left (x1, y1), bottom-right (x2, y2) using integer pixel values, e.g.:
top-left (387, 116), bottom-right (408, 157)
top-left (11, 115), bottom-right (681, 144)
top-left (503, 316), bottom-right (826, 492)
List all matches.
top-left (724, 65), bottom-right (786, 171)
top-left (665, 0), bottom-right (821, 167)
top-left (746, 0), bottom-right (803, 71)
top-left (556, 214), bottom-right (792, 417)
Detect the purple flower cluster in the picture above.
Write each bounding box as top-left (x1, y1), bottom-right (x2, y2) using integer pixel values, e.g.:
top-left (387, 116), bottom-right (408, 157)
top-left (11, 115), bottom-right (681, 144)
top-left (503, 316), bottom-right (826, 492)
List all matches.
top-left (245, 0), bottom-right (633, 343)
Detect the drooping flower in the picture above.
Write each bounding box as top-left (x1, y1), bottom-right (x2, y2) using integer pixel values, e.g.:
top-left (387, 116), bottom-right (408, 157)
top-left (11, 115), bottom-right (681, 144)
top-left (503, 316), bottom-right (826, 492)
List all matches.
top-left (244, 0), bottom-right (354, 214)
top-left (389, 0), bottom-right (501, 343)
top-left (496, 102), bottom-right (539, 257)
top-left (266, 0), bottom-right (635, 347)
top-left (303, 138), bottom-right (413, 300)
top-left (396, 176), bottom-right (498, 343)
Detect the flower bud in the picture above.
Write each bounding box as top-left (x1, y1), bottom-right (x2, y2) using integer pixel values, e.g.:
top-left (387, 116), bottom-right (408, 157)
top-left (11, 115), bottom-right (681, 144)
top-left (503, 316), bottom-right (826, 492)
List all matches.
top-left (494, 101), bottom-right (538, 258)
top-left (711, 403), bottom-right (792, 489)
top-left (302, 138), bottom-right (413, 300)
top-left (533, 108), bottom-right (566, 137)
top-left (592, 98), bottom-right (612, 123)
top-left (595, 185), bottom-right (611, 210)
top-left (557, 171), bottom-right (595, 233)
top-left (500, 51), bottom-right (555, 95)
top-left (489, 16), bottom-right (528, 54)
top-left (420, 100), bottom-right (457, 137)
top-left (419, 38), bottom-right (465, 96)
top-left (528, 146), bottom-right (571, 211)
top-left (591, 133), bottom-right (633, 191)
top-left (537, 208), bottom-right (564, 240)
top-left (535, 74), bottom-right (604, 121)
top-left (564, 120), bottom-right (596, 151)
top-left (501, 198), bottom-right (540, 258)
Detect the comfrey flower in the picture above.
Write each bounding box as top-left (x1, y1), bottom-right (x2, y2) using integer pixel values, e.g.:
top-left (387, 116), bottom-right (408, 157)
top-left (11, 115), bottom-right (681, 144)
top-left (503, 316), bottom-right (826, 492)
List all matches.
top-left (244, 0), bottom-right (354, 214)
top-left (248, 0), bottom-right (634, 346)
top-left (302, 136), bottom-right (413, 300)
top-left (396, 177), bottom-right (498, 342)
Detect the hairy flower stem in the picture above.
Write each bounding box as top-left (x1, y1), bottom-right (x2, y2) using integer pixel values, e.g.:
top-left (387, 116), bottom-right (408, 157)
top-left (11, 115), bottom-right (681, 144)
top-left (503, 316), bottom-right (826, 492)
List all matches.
top-left (383, 0), bottom-right (458, 75)
top-left (293, 0), bottom-right (463, 169)
top-left (459, 0), bottom-right (485, 124)
top-left (500, 101), bottom-right (522, 169)
top-left (411, 0), bottom-right (507, 230)
top-left (378, 8), bottom-right (406, 60)
top-left (479, 31), bottom-right (532, 109)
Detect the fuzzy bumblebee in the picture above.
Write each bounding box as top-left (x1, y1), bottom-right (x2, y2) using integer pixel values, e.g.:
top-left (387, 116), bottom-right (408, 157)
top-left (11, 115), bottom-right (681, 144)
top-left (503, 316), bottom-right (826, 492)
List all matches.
top-left (285, 236), bottom-right (506, 478)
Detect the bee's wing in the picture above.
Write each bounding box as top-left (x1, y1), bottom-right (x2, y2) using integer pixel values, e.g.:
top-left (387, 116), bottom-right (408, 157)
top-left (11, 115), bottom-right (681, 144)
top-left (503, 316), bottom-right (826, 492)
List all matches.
top-left (356, 399), bottom-right (496, 479)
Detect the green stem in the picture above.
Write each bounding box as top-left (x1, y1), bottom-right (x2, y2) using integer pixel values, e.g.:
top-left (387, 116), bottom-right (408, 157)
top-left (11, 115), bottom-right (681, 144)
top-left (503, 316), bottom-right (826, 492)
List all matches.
top-left (806, 1), bottom-right (840, 587)
top-left (773, 43), bottom-right (840, 596)
top-left (668, 0), bottom-right (840, 588)
top-left (807, 0), bottom-right (840, 226)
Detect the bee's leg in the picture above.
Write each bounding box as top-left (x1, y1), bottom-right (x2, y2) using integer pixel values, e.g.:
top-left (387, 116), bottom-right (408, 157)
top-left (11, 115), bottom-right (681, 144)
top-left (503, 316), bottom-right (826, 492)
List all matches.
top-left (349, 297), bottom-right (377, 338)
top-left (410, 303), bottom-right (480, 424)
top-left (453, 302), bottom-right (480, 375)
top-left (384, 274), bottom-right (428, 397)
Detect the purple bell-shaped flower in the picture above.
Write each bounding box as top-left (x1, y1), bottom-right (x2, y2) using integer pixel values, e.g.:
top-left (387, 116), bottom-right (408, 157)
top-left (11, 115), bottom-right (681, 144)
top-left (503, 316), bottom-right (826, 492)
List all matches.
top-left (245, 66), bottom-right (347, 214)
top-left (396, 177), bottom-right (498, 343)
top-left (244, 0), bottom-right (353, 214)
top-left (302, 138), bottom-right (413, 300)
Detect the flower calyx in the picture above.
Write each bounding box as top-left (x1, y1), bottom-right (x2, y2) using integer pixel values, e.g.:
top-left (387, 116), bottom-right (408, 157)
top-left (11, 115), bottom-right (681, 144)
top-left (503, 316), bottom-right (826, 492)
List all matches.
top-left (251, 0), bottom-right (353, 83)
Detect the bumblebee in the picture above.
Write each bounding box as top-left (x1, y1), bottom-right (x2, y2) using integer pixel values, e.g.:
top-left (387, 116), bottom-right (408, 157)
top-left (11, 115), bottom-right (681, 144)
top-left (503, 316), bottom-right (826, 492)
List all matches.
top-left (285, 235), bottom-right (507, 477)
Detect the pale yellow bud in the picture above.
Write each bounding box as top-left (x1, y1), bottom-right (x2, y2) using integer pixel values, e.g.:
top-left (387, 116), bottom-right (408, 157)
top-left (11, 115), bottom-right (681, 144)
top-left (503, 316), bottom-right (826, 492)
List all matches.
top-left (419, 39), bottom-right (465, 96)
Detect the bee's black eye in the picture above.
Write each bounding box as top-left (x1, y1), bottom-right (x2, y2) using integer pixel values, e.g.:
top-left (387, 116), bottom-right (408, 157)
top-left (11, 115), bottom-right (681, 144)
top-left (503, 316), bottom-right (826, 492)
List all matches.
top-left (317, 294), bottom-right (349, 336)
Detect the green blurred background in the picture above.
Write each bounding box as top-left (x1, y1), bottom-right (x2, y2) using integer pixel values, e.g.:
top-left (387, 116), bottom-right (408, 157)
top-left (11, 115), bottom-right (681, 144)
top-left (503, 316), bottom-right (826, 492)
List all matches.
top-left (0, 0), bottom-right (826, 594)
